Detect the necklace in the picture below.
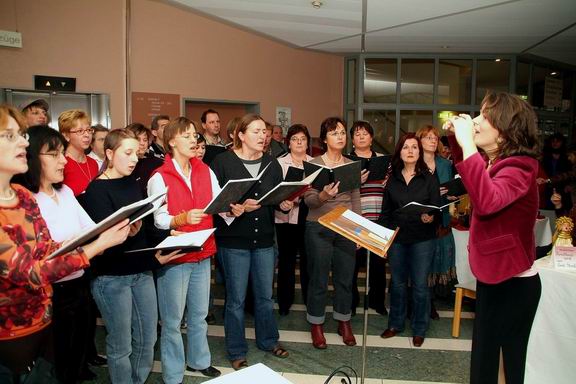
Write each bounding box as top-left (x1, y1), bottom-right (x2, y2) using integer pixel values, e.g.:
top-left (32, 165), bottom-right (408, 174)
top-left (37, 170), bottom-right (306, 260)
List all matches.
top-left (0, 188), bottom-right (15, 201)
top-left (322, 153), bottom-right (343, 166)
top-left (74, 158), bottom-right (93, 182)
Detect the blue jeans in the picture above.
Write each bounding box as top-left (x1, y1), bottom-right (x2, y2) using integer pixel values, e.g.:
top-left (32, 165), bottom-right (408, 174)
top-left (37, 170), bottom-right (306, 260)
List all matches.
top-left (388, 239), bottom-right (435, 337)
top-left (90, 272), bottom-right (157, 384)
top-left (219, 247), bottom-right (279, 361)
top-left (156, 259), bottom-right (211, 384)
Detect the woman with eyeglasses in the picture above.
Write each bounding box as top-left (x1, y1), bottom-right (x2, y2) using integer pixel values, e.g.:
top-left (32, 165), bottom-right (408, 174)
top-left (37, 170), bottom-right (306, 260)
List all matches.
top-left (210, 114), bottom-right (292, 370)
top-left (275, 124), bottom-right (313, 316)
top-left (0, 105), bottom-right (129, 383)
top-left (58, 110), bottom-right (98, 196)
top-left (82, 128), bottom-right (183, 384)
top-left (18, 125), bottom-right (102, 383)
top-left (147, 117), bottom-right (222, 380)
top-left (415, 125), bottom-right (457, 319)
top-left (348, 120), bottom-right (389, 317)
top-left (378, 133), bottom-right (441, 348)
top-left (304, 117), bottom-right (362, 349)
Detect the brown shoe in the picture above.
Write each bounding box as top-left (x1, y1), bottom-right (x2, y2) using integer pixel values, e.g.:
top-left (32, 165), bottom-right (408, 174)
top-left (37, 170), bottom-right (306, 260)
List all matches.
top-left (380, 328), bottom-right (399, 339)
top-left (311, 324), bottom-right (327, 349)
top-left (337, 321), bottom-right (357, 346)
top-left (412, 336), bottom-right (425, 347)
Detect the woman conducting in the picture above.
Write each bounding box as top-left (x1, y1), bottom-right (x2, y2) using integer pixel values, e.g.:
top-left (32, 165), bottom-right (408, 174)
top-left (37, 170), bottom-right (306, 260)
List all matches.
top-left (378, 133), bottom-right (440, 348)
top-left (445, 92), bottom-right (541, 384)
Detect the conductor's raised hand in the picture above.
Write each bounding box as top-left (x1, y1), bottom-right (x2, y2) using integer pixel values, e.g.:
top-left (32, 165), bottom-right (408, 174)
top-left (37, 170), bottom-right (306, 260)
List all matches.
top-left (187, 209), bottom-right (207, 225)
top-left (243, 199), bottom-right (261, 213)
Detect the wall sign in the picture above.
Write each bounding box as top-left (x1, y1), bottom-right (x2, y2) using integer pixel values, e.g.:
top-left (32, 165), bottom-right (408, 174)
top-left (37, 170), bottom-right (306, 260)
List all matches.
top-left (131, 92), bottom-right (180, 126)
top-left (0, 30), bottom-right (22, 48)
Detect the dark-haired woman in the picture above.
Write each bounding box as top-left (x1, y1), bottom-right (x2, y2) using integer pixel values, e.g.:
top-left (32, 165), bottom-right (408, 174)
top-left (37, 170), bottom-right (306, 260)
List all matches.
top-left (211, 114), bottom-right (292, 370)
top-left (378, 133), bottom-right (440, 348)
top-left (21, 125), bottom-right (99, 383)
top-left (348, 120), bottom-right (388, 316)
top-left (445, 92), bottom-right (541, 384)
top-left (275, 124), bottom-right (313, 315)
top-left (0, 106), bottom-right (129, 383)
top-left (304, 117), bottom-right (362, 349)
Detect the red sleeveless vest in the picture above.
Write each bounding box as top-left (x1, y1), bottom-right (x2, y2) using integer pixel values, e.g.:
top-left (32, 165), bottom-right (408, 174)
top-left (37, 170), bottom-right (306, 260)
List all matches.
top-left (154, 154), bottom-right (216, 263)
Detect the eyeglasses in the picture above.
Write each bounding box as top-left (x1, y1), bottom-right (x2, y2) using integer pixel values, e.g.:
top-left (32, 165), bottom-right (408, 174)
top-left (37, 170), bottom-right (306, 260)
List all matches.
top-left (327, 130), bottom-right (347, 137)
top-left (422, 136), bottom-right (438, 142)
top-left (290, 137), bottom-right (308, 143)
top-left (39, 150), bottom-right (66, 159)
top-left (177, 133), bottom-right (200, 140)
top-left (69, 128), bottom-right (94, 136)
top-left (0, 131), bottom-right (29, 142)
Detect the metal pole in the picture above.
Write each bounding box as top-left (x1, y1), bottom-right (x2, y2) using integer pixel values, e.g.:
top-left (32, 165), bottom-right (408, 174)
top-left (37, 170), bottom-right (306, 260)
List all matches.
top-left (360, 250), bottom-right (370, 384)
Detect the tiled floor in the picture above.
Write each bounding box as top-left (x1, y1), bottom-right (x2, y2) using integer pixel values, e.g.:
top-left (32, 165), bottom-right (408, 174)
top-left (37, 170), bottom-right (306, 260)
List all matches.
top-left (91, 269), bottom-right (474, 383)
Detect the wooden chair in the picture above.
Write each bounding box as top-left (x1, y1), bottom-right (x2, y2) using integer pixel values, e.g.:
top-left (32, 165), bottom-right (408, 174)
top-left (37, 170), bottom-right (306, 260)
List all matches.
top-left (451, 227), bottom-right (477, 338)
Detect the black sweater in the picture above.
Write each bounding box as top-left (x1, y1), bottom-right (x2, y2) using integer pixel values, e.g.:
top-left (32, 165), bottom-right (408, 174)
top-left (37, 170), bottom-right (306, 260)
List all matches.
top-left (81, 177), bottom-right (161, 276)
top-left (378, 168), bottom-right (441, 244)
top-left (210, 151), bottom-right (283, 249)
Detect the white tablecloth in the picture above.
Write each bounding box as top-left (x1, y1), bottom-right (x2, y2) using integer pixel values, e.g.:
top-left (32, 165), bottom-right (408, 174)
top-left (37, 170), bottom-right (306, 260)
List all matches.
top-left (525, 256), bottom-right (576, 384)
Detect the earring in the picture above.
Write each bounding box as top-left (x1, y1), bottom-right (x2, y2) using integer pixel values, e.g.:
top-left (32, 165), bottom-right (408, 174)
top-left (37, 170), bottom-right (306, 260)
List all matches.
top-left (496, 137), bottom-right (504, 144)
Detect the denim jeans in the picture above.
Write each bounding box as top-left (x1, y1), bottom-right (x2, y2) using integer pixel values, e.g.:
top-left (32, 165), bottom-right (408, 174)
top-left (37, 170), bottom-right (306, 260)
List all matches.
top-left (156, 259), bottom-right (211, 384)
top-left (90, 272), bottom-right (157, 384)
top-left (387, 239), bottom-right (436, 337)
top-left (219, 246), bottom-right (279, 361)
top-left (305, 222), bottom-right (356, 324)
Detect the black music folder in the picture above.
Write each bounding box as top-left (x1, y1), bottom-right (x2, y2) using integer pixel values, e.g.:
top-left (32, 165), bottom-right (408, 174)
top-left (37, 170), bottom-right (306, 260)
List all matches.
top-left (303, 160), bottom-right (362, 194)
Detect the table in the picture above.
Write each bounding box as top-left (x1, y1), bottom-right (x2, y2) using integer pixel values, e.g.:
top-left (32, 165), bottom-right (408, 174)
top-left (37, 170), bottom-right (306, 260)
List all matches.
top-left (205, 363), bottom-right (293, 384)
top-left (525, 256), bottom-right (576, 384)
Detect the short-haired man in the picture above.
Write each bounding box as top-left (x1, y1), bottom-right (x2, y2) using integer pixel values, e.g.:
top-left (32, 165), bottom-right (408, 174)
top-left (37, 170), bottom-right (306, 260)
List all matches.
top-left (149, 114), bottom-right (170, 158)
top-left (201, 109), bottom-right (226, 146)
top-left (87, 124), bottom-right (109, 171)
top-left (272, 125), bottom-right (285, 144)
top-left (263, 122), bottom-right (288, 158)
top-left (20, 98), bottom-right (49, 127)
top-left (59, 109), bottom-right (99, 196)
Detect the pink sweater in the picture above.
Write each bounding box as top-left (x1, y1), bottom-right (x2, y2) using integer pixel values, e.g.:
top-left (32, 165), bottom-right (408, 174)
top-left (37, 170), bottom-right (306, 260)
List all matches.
top-left (456, 153), bottom-right (538, 284)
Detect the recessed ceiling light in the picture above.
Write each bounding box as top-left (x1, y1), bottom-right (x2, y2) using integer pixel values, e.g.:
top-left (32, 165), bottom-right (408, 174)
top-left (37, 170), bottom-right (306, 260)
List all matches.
top-left (550, 72), bottom-right (558, 75)
top-left (311, 0), bottom-right (323, 9)
top-left (495, 58), bottom-right (501, 62)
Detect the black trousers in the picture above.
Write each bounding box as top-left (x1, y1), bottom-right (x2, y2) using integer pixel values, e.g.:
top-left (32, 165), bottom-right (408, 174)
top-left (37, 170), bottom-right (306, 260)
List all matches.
top-left (351, 248), bottom-right (387, 313)
top-left (276, 222), bottom-right (309, 311)
top-left (51, 275), bottom-right (92, 383)
top-left (470, 274), bottom-right (541, 384)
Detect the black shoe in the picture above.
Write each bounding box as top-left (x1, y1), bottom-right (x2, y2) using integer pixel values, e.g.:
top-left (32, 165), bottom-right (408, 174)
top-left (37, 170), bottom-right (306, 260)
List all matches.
top-left (205, 312), bottom-right (216, 325)
top-left (187, 366), bottom-right (221, 378)
top-left (87, 354), bottom-right (107, 367)
top-left (79, 367), bottom-right (97, 381)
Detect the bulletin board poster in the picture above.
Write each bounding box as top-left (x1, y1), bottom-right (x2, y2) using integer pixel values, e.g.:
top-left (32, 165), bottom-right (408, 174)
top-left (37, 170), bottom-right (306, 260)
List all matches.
top-left (131, 92), bottom-right (180, 126)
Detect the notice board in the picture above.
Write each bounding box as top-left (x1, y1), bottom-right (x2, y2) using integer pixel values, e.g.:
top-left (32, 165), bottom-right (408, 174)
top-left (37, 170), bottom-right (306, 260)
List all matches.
top-left (132, 92), bottom-right (180, 126)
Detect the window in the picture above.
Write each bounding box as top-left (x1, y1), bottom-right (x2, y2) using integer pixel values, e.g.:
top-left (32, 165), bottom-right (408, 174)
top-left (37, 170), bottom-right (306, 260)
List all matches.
top-left (364, 59), bottom-right (397, 103)
top-left (438, 60), bottom-right (472, 105)
top-left (363, 110), bottom-right (396, 154)
top-left (400, 59), bottom-right (434, 104)
top-left (400, 110), bottom-right (433, 135)
top-left (476, 59), bottom-right (510, 104)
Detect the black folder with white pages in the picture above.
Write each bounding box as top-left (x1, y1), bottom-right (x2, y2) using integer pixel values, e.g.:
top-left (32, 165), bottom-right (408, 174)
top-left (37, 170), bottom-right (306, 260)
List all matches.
top-left (203, 163), bottom-right (270, 214)
top-left (256, 168), bottom-right (322, 206)
top-left (125, 228), bottom-right (215, 255)
top-left (396, 200), bottom-right (458, 215)
top-left (303, 160), bottom-right (362, 194)
top-left (47, 190), bottom-right (167, 259)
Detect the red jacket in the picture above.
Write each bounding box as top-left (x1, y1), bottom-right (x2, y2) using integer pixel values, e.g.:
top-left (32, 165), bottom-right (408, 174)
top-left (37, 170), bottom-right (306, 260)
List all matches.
top-left (154, 155), bottom-right (216, 264)
top-left (456, 153), bottom-right (538, 284)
